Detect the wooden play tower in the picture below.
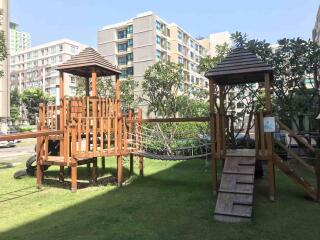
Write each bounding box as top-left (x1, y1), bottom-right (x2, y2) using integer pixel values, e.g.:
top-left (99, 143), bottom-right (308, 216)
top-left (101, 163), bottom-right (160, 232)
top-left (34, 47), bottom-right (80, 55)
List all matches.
top-left (206, 48), bottom-right (320, 222)
top-left (206, 48), bottom-right (280, 222)
top-left (22, 48), bottom-right (142, 192)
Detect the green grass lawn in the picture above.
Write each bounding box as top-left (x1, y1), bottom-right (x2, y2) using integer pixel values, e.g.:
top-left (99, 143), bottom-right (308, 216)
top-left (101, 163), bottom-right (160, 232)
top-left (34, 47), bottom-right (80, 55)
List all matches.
top-left (0, 156), bottom-right (319, 240)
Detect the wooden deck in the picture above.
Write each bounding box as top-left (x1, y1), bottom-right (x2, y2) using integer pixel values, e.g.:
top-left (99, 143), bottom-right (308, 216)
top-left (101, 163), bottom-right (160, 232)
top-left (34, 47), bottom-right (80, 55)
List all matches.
top-left (214, 149), bottom-right (256, 223)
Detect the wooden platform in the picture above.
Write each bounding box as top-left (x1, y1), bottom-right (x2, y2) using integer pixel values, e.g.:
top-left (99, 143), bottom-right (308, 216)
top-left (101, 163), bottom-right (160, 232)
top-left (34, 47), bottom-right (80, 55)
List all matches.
top-left (214, 151), bottom-right (256, 223)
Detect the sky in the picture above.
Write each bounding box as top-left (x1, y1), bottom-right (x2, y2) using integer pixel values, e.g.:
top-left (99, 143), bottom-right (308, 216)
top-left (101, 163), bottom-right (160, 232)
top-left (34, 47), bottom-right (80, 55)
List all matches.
top-left (10, 0), bottom-right (320, 47)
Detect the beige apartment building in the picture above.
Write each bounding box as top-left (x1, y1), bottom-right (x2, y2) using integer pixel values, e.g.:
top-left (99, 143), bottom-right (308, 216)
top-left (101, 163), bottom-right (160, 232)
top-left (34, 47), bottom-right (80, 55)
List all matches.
top-left (97, 12), bottom-right (221, 98)
top-left (10, 39), bottom-right (87, 104)
top-left (0, 0), bottom-right (9, 132)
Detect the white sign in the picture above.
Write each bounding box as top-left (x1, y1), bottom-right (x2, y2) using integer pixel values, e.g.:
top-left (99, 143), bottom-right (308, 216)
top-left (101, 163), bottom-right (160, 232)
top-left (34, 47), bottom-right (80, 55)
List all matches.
top-left (264, 117), bottom-right (275, 133)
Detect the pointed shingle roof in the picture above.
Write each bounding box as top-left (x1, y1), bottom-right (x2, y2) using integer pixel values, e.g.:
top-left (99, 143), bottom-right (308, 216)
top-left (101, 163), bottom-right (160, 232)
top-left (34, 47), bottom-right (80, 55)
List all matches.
top-left (56, 47), bottom-right (121, 77)
top-left (205, 48), bottom-right (273, 85)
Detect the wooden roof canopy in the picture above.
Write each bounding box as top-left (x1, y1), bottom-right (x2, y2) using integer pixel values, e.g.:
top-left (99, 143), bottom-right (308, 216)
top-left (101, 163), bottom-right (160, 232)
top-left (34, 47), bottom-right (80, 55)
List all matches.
top-left (56, 47), bottom-right (121, 77)
top-left (205, 47), bottom-right (273, 85)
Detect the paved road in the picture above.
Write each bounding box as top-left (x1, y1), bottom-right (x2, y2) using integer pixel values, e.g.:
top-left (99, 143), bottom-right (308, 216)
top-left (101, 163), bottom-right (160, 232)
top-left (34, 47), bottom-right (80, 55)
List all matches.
top-left (0, 139), bottom-right (35, 164)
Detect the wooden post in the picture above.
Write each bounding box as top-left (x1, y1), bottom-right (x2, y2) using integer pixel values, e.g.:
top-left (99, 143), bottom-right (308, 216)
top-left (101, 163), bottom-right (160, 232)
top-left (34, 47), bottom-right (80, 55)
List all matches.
top-left (59, 166), bottom-right (64, 183)
top-left (101, 157), bottom-right (106, 175)
top-left (59, 71), bottom-right (65, 160)
top-left (36, 123), bottom-right (43, 189)
top-left (316, 149), bottom-right (320, 202)
top-left (92, 68), bottom-right (97, 154)
top-left (85, 77), bottom-right (90, 96)
top-left (115, 74), bottom-right (123, 186)
top-left (92, 157), bottom-right (98, 185)
top-left (129, 153), bottom-right (134, 176)
top-left (265, 72), bottom-right (275, 201)
top-left (71, 124), bottom-right (77, 192)
top-left (209, 79), bottom-right (217, 194)
top-left (219, 85), bottom-right (226, 166)
top-left (139, 156), bottom-right (144, 176)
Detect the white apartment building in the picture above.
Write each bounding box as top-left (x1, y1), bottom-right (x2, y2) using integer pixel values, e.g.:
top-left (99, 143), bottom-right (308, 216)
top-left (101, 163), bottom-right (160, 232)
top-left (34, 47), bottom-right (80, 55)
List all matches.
top-left (97, 11), bottom-right (209, 96)
top-left (10, 22), bottom-right (31, 53)
top-left (0, 0), bottom-right (9, 132)
top-left (10, 39), bottom-right (87, 103)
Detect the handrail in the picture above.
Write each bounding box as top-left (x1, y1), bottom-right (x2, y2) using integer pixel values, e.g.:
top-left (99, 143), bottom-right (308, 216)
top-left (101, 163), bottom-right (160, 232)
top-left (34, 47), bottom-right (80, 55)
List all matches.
top-left (0, 130), bottom-right (64, 141)
top-left (276, 119), bottom-right (315, 154)
top-left (140, 117), bottom-right (210, 123)
top-left (274, 138), bottom-right (315, 173)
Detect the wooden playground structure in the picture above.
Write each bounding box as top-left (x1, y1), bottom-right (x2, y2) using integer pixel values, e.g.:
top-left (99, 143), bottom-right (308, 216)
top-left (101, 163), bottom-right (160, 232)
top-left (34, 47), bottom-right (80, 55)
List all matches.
top-left (0, 47), bottom-right (319, 223)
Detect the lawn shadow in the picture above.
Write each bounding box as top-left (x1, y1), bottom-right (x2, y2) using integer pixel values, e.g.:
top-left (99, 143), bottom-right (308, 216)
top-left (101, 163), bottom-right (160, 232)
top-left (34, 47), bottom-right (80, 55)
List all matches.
top-left (0, 158), bottom-right (319, 240)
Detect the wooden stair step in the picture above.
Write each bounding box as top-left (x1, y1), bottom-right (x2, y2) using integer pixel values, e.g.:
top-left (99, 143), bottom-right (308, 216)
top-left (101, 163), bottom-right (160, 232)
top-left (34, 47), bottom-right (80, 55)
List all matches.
top-left (223, 171), bottom-right (254, 175)
top-left (214, 153), bottom-right (256, 223)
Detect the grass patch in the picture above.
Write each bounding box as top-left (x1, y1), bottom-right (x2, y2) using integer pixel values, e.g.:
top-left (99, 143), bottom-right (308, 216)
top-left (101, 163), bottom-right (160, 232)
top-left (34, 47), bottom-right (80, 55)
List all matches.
top-left (0, 157), bottom-right (319, 240)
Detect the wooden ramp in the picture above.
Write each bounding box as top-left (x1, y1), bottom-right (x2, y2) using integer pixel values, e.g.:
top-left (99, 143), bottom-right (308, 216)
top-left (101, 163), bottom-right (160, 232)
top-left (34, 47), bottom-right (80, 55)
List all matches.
top-left (214, 150), bottom-right (256, 223)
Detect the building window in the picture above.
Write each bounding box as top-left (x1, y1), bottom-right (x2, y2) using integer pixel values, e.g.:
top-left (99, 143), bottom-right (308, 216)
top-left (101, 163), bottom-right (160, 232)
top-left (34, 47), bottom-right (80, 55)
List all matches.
top-left (120, 69), bottom-right (127, 78)
top-left (178, 31), bottom-right (182, 40)
top-left (118, 56), bottom-right (127, 65)
top-left (127, 25), bottom-right (133, 34)
top-left (59, 55), bottom-right (63, 62)
top-left (127, 53), bottom-right (133, 61)
top-left (71, 46), bottom-right (76, 54)
top-left (190, 51), bottom-right (194, 60)
top-left (117, 29), bottom-right (127, 39)
top-left (51, 46), bottom-right (56, 54)
top-left (156, 35), bottom-right (161, 45)
top-left (128, 39), bottom-right (133, 47)
top-left (51, 56), bottom-right (56, 64)
top-left (167, 42), bottom-right (171, 51)
top-left (178, 56), bottom-right (183, 64)
top-left (178, 44), bottom-right (183, 53)
top-left (127, 67), bottom-right (134, 76)
top-left (156, 50), bottom-right (161, 60)
top-left (195, 44), bottom-right (199, 51)
top-left (118, 43), bottom-right (127, 52)
top-left (59, 44), bottom-right (63, 52)
top-left (156, 20), bottom-right (161, 31)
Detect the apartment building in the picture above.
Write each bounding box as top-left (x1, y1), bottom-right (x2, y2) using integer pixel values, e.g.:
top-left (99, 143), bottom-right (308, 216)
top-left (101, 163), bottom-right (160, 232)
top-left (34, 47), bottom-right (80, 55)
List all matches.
top-left (197, 32), bottom-right (231, 56)
top-left (313, 5), bottom-right (320, 43)
top-left (10, 22), bottom-right (31, 53)
top-left (0, 0), bottom-right (9, 132)
top-left (10, 39), bottom-right (87, 103)
top-left (97, 11), bottom-right (209, 96)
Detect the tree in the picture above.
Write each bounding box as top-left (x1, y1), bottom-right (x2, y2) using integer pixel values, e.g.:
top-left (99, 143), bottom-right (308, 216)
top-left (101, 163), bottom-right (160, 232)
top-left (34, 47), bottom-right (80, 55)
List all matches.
top-left (75, 76), bottom-right (137, 109)
top-left (0, 30), bottom-right (8, 78)
top-left (197, 43), bottom-right (230, 74)
top-left (10, 87), bottom-right (21, 124)
top-left (142, 60), bottom-right (183, 117)
top-left (10, 87), bottom-right (21, 107)
top-left (20, 88), bottom-right (54, 124)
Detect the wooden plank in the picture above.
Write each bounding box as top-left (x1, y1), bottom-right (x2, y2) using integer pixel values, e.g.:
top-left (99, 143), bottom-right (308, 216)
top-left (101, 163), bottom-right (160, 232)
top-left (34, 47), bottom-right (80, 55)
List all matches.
top-left (138, 117), bottom-right (210, 123)
top-left (273, 153), bottom-right (317, 200)
top-left (274, 139), bottom-right (315, 173)
top-left (276, 119), bottom-right (315, 154)
top-left (0, 130), bottom-right (63, 141)
top-left (209, 79), bottom-right (217, 194)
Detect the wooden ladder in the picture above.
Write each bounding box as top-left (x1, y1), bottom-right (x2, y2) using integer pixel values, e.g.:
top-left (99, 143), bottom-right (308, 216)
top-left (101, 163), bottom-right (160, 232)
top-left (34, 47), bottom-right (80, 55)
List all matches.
top-left (214, 154), bottom-right (256, 223)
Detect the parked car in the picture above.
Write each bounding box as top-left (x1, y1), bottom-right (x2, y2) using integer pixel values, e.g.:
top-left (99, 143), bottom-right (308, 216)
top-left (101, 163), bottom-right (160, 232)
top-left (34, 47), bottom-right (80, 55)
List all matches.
top-left (0, 131), bottom-right (16, 148)
top-left (8, 129), bottom-right (21, 143)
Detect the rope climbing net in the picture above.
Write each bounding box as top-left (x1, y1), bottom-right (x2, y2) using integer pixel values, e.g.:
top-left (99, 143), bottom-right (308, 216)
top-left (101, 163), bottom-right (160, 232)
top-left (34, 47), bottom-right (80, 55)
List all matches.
top-left (129, 122), bottom-right (212, 161)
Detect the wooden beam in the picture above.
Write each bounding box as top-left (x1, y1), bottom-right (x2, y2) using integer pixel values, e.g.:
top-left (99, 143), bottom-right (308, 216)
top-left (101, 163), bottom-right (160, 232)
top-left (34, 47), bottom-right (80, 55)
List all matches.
top-left (0, 130), bottom-right (64, 141)
top-left (139, 117), bottom-right (210, 123)
top-left (273, 153), bottom-right (317, 201)
top-left (265, 72), bottom-right (275, 201)
top-left (209, 79), bottom-right (217, 194)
